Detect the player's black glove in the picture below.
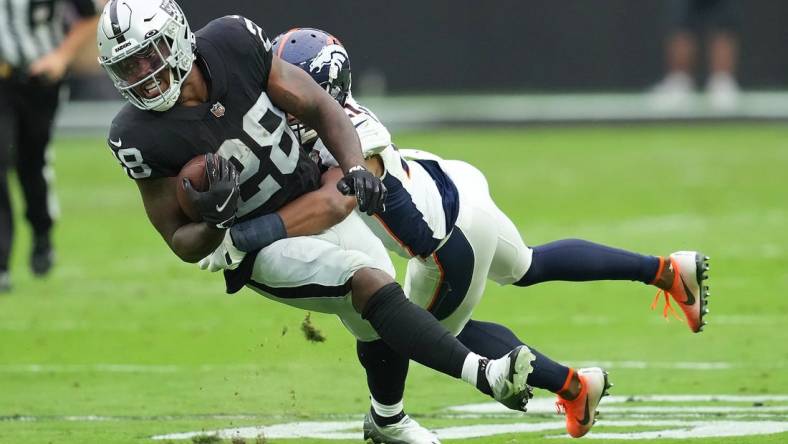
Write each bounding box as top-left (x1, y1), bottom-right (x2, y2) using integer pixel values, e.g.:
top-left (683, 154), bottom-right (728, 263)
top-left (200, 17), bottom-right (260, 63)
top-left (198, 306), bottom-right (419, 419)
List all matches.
top-left (336, 165), bottom-right (387, 215)
top-left (183, 154), bottom-right (240, 229)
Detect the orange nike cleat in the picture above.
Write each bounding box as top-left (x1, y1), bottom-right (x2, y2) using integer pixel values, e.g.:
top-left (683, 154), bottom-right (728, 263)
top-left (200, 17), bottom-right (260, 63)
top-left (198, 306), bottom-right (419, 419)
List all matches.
top-left (652, 251), bottom-right (710, 333)
top-left (556, 367), bottom-right (611, 438)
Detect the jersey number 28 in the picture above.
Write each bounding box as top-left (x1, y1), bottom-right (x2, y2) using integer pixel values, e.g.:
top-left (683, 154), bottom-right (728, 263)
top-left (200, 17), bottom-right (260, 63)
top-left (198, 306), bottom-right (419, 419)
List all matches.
top-left (218, 92), bottom-right (299, 218)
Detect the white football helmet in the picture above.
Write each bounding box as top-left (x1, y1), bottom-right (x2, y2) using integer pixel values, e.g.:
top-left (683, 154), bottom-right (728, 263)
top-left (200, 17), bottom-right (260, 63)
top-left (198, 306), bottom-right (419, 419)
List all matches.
top-left (97, 0), bottom-right (196, 112)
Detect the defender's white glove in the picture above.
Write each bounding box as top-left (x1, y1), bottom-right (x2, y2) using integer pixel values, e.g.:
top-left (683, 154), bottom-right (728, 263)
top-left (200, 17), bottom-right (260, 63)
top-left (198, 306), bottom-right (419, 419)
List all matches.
top-left (198, 231), bottom-right (245, 272)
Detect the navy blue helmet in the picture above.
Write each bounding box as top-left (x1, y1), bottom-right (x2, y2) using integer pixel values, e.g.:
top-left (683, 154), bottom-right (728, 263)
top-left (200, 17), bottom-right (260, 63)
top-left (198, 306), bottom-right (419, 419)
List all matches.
top-left (272, 28), bottom-right (351, 105)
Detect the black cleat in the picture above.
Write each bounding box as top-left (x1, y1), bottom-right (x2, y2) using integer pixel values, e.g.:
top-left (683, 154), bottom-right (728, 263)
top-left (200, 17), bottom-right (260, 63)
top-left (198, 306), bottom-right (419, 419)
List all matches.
top-left (0, 271), bottom-right (10, 293)
top-left (30, 236), bottom-right (55, 277)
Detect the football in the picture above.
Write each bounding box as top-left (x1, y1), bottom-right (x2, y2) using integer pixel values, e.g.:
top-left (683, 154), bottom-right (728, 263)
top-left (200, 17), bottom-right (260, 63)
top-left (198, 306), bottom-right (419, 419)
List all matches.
top-left (176, 154), bottom-right (210, 222)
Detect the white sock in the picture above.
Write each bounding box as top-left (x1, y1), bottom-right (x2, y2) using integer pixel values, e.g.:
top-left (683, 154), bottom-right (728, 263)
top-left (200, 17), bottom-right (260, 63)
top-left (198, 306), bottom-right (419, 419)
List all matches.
top-left (371, 396), bottom-right (404, 417)
top-left (460, 352), bottom-right (484, 386)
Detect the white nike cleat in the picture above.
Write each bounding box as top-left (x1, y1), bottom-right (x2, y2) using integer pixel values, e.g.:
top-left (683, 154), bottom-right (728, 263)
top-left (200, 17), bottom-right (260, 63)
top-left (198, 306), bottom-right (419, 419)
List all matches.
top-left (652, 251), bottom-right (710, 333)
top-left (362, 411), bottom-right (440, 444)
top-left (485, 345), bottom-right (536, 412)
top-left (556, 367), bottom-right (611, 438)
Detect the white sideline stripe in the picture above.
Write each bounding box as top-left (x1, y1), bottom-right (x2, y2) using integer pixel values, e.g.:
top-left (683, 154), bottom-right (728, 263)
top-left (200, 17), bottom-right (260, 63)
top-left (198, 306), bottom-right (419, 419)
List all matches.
top-left (603, 406), bottom-right (788, 413)
top-left (1, 414), bottom-right (271, 422)
top-left (0, 364), bottom-right (266, 373)
top-left (576, 421), bottom-right (788, 440)
top-left (152, 421), bottom-right (361, 441)
top-left (9, 394), bottom-right (788, 441)
top-left (0, 361), bottom-right (762, 374)
top-left (8, 411), bottom-right (786, 423)
top-left (0, 364), bottom-right (181, 373)
top-left (569, 361), bottom-right (734, 370)
top-left (56, 93), bottom-right (788, 134)
top-left (448, 413), bottom-right (788, 421)
top-left (449, 394), bottom-right (788, 415)
top-left (151, 420), bottom-right (788, 441)
top-left (7, 395), bottom-right (785, 423)
top-left (608, 394), bottom-right (788, 402)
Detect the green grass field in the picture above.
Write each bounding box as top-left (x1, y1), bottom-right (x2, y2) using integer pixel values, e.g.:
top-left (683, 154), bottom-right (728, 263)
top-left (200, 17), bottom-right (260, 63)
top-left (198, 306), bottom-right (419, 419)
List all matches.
top-left (1, 124), bottom-right (787, 443)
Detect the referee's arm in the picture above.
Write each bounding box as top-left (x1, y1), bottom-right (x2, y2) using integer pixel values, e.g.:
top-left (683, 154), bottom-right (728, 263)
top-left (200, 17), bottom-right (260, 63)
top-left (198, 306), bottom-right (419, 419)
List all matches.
top-left (29, 0), bottom-right (101, 82)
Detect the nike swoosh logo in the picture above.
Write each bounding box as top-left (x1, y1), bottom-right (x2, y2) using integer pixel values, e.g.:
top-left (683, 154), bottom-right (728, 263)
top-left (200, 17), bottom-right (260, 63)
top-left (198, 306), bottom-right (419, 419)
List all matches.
top-left (578, 396), bottom-right (591, 426)
top-left (215, 188), bottom-right (236, 212)
top-left (353, 118), bottom-right (368, 128)
top-left (109, 138), bottom-right (122, 148)
top-left (680, 276), bottom-right (696, 306)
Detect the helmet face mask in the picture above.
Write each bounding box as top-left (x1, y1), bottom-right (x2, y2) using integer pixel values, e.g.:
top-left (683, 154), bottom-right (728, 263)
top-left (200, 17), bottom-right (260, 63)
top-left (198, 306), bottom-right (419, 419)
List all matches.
top-left (97, 0), bottom-right (195, 112)
top-left (307, 43), bottom-right (352, 106)
top-left (105, 36), bottom-right (172, 101)
top-left (287, 113), bottom-right (317, 146)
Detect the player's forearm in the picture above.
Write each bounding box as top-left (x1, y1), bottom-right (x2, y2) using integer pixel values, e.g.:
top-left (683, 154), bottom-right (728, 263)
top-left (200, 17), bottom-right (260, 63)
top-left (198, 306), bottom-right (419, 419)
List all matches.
top-left (278, 177), bottom-right (355, 236)
top-left (55, 16), bottom-right (99, 64)
top-left (231, 180), bottom-right (353, 253)
top-left (268, 57), bottom-right (365, 172)
top-left (230, 170), bottom-right (354, 252)
top-left (170, 223), bottom-right (226, 263)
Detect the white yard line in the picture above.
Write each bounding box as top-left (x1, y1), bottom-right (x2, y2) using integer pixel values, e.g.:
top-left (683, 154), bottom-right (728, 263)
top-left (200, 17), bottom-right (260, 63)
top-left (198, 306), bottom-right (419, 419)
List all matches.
top-left (568, 361), bottom-right (736, 370)
top-left (151, 419), bottom-right (788, 441)
top-left (0, 364), bottom-right (264, 373)
top-left (0, 364), bottom-right (181, 373)
top-left (7, 393), bottom-right (787, 441)
top-left (577, 421), bottom-right (788, 440)
top-left (449, 395), bottom-right (788, 415)
top-left (0, 414), bottom-right (275, 422)
top-left (4, 361), bottom-right (779, 374)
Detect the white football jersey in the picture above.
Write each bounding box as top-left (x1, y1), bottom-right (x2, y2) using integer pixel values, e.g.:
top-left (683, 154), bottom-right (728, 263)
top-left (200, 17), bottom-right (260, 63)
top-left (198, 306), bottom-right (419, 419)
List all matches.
top-left (313, 96), bottom-right (460, 259)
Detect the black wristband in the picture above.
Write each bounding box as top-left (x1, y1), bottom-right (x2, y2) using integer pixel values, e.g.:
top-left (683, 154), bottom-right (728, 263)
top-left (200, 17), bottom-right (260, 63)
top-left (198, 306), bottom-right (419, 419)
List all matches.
top-left (230, 213), bottom-right (287, 252)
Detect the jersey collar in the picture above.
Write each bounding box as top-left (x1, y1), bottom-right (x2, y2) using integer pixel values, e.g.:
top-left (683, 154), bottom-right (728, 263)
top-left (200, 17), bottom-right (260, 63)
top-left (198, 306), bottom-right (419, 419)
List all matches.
top-left (159, 40), bottom-right (228, 120)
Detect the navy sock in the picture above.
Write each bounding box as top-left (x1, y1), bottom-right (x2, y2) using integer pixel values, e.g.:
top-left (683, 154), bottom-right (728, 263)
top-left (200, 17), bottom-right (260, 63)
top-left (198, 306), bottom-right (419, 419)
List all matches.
top-left (516, 239), bottom-right (660, 287)
top-left (457, 319), bottom-right (570, 393)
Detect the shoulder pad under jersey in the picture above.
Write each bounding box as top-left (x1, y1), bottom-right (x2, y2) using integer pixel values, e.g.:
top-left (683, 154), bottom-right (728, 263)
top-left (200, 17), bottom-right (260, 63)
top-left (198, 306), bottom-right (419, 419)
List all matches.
top-left (398, 148), bottom-right (445, 162)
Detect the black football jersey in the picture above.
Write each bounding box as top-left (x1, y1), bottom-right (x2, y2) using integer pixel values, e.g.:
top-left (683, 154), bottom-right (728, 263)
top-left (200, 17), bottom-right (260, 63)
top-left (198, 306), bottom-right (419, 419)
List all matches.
top-left (107, 15), bottom-right (320, 222)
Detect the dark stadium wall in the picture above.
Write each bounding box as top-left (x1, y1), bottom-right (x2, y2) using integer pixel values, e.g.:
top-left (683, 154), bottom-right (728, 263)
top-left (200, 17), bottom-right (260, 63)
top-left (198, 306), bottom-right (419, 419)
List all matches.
top-left (180, 0), bottom-right (788, 94)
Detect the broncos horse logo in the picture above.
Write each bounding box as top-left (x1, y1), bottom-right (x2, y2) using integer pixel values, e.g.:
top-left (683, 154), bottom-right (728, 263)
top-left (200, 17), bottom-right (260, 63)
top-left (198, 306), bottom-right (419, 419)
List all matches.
top-left (308, 44), bottom-right (349, 82)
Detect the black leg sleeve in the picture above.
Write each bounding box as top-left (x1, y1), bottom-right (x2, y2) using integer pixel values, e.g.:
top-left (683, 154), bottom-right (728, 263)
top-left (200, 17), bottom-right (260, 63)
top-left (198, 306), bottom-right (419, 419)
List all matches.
top-left (357, 339), bottom-right (409, 405)
top-left (362, 282), bottom-right (470, 378)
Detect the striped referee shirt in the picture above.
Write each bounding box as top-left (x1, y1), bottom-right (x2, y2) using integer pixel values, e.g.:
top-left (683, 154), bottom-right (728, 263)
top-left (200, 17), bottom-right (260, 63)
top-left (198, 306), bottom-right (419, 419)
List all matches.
top-left (0, 0), bottom-right (96, 68)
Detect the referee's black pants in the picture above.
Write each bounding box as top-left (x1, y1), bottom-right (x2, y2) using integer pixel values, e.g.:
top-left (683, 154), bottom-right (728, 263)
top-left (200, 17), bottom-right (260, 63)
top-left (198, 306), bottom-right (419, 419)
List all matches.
top-left (0, 78), bottom-right (60, 271)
